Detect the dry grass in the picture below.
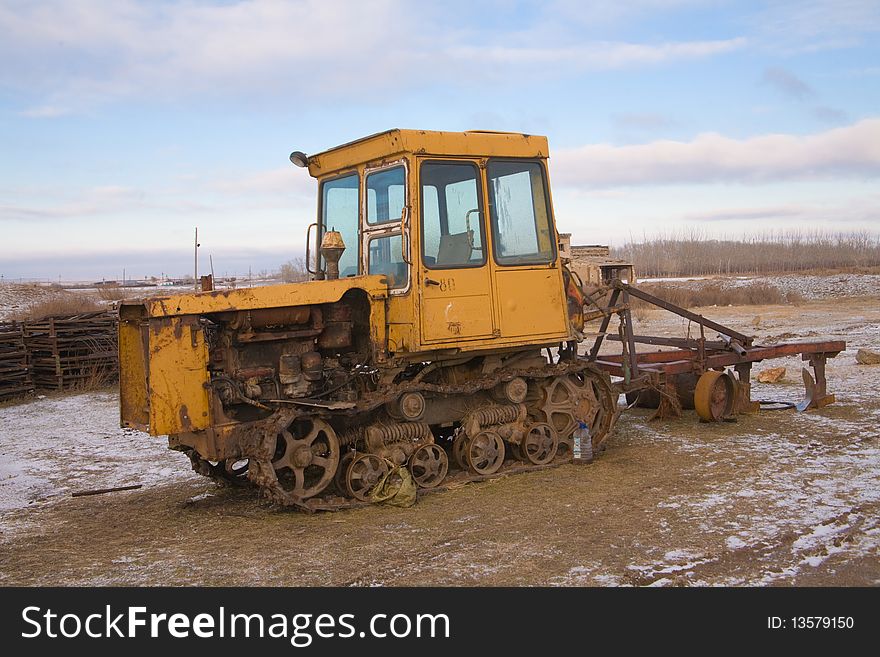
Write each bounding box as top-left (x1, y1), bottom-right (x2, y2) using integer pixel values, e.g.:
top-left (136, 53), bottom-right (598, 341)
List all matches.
top-left (70, 365), bottom-right (118, 391)
top-left (634, 281), bottom-right (804, 311)
top-left (631, 303), bottom-right (652, 323)
top-left (14, 294), bottom-right (103, 321)
top-left (95, 285), bottom-right (129, 301)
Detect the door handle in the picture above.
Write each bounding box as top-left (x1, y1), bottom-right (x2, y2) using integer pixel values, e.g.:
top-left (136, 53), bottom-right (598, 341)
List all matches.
top-left (400, 206), bottom-right (412, 265)
top-left (425, 278), bottom-right (441, 286)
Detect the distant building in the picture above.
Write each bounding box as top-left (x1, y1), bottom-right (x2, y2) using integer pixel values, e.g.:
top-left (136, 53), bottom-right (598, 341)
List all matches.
top-left (558, 235), bottom-right (635, 286)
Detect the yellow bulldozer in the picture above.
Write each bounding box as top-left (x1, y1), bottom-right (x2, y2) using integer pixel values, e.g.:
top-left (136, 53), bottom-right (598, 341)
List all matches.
top-left (118, 128), bottom-right (843, 510)
top-left (119, 129), bottom-right (616, 509)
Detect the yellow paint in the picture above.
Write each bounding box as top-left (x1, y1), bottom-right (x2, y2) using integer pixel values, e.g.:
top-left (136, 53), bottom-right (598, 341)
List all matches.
top-left (494, 267), bottom-right (568, 338)
top-left (145, 317), bottom-right (211, 435)
top-left (308, 129), bottom-right (548, 176)
top-left (118, 311), bottom-right (149, 431)
top-left (387, 296), bottom-right (415, 353)
top-left (125, 275), bottom-right (388, 318)
top-left (419, 266), bottom-right (495, 343)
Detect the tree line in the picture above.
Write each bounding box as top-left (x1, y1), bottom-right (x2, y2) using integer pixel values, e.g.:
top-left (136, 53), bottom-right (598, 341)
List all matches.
top-left (611, 229), bottom-right (880, 278)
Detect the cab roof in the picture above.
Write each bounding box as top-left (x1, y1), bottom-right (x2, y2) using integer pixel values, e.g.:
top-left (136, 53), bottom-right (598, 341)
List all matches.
top-left (306, 128), bottom-right (550, 177)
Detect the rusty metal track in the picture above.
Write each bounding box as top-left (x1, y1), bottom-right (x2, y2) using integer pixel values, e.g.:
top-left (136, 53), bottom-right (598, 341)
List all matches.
top-left (279, 455), bottom-right (574, 513)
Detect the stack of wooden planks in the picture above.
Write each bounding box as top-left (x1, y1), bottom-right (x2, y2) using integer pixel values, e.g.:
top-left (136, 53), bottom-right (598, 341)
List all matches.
top-left (0, 322), bottom-right (33, 401)
top-left (22, 311), bottom-right (118, 390)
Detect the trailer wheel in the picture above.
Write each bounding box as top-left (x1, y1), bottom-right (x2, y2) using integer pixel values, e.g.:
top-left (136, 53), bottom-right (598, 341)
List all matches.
top-left (694, 370), bottom-right (735, 422)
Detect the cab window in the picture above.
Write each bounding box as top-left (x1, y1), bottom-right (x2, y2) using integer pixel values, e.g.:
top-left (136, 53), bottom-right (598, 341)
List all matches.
top-left (367, 233), bottom-right (408, 289)
top-left (486, 160), bottom-right (555, 266)
top-left (320, 173), bottom-right (359, 277)
top-left (367, 166), bottom-right (405, 225)
top-left (420, 162), bottom-right (485, 269)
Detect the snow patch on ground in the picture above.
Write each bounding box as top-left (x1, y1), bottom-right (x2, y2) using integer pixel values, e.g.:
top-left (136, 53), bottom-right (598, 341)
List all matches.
top-left (0, 391), bottom-right (196, 519)
top-left (637, 413), bottom-right (880, 584)
top-left (549, 564), bottom-right (626, 587)
top-left (726, 536), bottom-right (748, 549)
top-left (641, 273), bottom-right (880, 301)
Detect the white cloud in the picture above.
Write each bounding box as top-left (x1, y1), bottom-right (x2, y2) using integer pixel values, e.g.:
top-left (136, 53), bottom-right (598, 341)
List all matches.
top-left (1, 0), bottom-right (748, 114)
top-left (551, 118), bottom-right (880, 188)
top-left (753, 0), bottom-right (880, 53)
top-left (0, 165), bottom-right (314, 224)
top-left (676, 196), bottom-right (880, 229)
top-left (0, 186), bottom-right (147, 221)
top-left (17, 105), bottom-right (73, 118)
top-left (210, 166), bottom-right (315, 197)
top-left (452, 37), bottom-right (746, 70)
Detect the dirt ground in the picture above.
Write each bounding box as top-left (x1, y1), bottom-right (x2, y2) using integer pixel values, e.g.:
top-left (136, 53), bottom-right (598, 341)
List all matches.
top-left (1, 295), bottom-right (878, 586)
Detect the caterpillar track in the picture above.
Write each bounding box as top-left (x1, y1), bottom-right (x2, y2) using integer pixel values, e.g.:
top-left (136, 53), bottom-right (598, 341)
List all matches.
top-left (182, 363), bottom-right (618, 512)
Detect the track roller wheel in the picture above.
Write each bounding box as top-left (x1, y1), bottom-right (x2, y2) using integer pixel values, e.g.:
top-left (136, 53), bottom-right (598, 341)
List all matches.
top-left (345, 453), bottom-right (388, 501)
top-left (408, 444), bottom-right (449, 488)
top-left (528, 368), bottom-right (618, 454)
top-left (522, 423), bottom-right (559, 465)
top-left (466, 430), bottom-right (505, 475)
top-left (694, 370), bottom-right (735, 422)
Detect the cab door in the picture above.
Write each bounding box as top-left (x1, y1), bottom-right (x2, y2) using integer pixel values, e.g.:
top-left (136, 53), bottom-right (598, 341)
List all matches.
top-left (485, 159), bottom-right (569, 339)
top-left (418, 159), bottom-right (496, 344)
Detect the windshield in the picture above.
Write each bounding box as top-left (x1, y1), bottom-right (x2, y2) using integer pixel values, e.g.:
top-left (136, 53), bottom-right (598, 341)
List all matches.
top-left (320, 173), bottom-right (359, 278)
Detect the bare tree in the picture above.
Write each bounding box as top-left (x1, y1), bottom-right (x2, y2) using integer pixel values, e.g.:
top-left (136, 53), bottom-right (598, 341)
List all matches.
top-left (279, 257), bottom-right (309, 283)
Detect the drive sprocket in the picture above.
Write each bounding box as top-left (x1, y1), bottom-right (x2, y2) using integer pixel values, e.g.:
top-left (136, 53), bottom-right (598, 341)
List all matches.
top-left (527, 368), bottom-right (618, 454)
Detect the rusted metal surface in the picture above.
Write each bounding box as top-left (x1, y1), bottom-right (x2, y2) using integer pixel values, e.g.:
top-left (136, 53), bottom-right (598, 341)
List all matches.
top-left (594, 341), bottom-right (845, 376)
top-left (618, 283), bottom-right (753, 345)
top-left (320, 230), bottom-right (346, 280)
top-left (168, 358), bottom-right (619, 510)
top-left (586, 280), bottom-right (845, 418)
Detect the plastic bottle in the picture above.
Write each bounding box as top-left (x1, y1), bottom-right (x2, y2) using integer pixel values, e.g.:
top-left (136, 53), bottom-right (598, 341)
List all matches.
top-left (572, 421), bottom-right (593, 464)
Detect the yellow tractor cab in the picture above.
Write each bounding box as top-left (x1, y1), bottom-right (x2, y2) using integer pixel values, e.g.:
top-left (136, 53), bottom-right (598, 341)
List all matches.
top-left (296, 129), bottom-right (573, 354)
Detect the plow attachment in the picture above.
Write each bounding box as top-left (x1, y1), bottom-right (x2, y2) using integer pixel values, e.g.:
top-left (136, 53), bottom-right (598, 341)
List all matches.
top-left (580, 281), bottom-right (844, 421)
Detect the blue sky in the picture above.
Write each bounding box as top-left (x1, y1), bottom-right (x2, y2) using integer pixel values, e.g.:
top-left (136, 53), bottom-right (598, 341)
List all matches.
top-left (1, 0), bottom-right (878, 280)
